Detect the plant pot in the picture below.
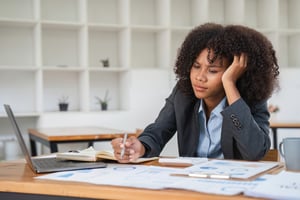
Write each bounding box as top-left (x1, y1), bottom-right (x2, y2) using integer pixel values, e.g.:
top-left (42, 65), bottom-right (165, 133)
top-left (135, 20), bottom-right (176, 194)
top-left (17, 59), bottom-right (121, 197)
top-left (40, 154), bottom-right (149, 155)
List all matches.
top-left (101, 103), bottom-right (108, 111)
top-left (101, 59), bottom-right (109, 67)
top-left (59, 103), bottom-right (68, 111)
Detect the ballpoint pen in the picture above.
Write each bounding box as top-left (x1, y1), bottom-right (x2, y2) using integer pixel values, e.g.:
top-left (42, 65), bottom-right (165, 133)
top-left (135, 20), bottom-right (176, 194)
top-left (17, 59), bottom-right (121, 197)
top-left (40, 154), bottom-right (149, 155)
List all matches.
top-left (171, 172), bottom-right (231, 179)
top-left (120, 133), bottom-right (128, 159)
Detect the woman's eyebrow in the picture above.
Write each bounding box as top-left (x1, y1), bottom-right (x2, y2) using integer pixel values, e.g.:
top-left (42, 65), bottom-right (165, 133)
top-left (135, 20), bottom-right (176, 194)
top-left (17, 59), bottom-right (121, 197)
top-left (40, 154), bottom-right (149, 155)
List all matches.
top-left (193, 60), bottom-right (200, 65)
top-left (193, 61), bottom-right (223, 68)
top-left (208, 63), bottom-right (223, 68)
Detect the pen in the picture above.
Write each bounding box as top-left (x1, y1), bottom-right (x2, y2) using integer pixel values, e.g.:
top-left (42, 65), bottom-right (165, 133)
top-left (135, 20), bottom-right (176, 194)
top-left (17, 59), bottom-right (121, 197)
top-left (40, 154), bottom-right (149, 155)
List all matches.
top-left (171, 173), bottom-right (230, 179)
top-left (120, 133), bottom-right (128, 159)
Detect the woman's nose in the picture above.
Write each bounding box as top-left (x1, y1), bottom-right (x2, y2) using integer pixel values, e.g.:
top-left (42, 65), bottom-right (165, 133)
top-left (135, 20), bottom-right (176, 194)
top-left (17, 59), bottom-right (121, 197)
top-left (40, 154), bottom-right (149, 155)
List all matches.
top-left (196, 70), bottom-right (206, 81)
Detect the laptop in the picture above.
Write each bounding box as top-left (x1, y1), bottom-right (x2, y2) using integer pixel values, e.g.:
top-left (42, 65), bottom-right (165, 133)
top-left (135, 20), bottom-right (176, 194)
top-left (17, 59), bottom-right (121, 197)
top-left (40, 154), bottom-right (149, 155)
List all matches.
top-left (4, 104), bottom-right (107, 173)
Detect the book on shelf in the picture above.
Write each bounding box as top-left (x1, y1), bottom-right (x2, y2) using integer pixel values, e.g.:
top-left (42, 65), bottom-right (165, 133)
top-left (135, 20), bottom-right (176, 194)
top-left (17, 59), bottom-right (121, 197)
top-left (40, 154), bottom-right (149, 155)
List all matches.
top-left (56, 146), bottom-right (158, 163)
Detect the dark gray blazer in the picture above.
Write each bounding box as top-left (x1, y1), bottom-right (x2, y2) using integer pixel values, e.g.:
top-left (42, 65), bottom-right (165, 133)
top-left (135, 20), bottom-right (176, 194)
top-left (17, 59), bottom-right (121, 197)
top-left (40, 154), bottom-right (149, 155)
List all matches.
top-left (138, 85), bottom-right (271, 160)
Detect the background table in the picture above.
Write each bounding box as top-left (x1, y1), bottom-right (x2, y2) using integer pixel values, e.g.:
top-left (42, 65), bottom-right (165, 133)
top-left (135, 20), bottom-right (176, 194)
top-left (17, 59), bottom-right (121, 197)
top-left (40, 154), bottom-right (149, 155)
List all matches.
top-left (28, 127), bottom-right (136, 156)
top-left (270, 121), bottom-right (300, 149)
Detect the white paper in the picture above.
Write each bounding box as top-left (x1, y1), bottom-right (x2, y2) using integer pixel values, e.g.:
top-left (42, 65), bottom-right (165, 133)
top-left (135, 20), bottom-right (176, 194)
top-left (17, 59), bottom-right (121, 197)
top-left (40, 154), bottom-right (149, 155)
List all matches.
top-left (244, 171), bottom-right (300, 200)
top-left (183, 160), bottom-right (279, 179)
top-left (167, 174), bottom-right (271, 195)
top-left (36, 164), bottom-right (182, 190)
top-left (36, 163), bottom-right (269, 196)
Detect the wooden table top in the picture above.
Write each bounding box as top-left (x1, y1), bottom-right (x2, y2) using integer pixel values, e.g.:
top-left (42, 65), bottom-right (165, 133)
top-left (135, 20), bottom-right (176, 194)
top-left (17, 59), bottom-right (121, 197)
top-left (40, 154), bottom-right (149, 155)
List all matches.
top-left (0, 159), bottom-right (267, 200)
top-left (28, 127), bottom-right (136, 141)
top-left (270, 121), bottom-right (300, 128)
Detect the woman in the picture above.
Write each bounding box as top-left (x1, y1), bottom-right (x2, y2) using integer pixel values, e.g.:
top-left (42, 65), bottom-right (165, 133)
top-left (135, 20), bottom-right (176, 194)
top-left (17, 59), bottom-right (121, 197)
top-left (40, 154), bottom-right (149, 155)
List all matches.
top-left (112, 23), bottom-right (280, 162)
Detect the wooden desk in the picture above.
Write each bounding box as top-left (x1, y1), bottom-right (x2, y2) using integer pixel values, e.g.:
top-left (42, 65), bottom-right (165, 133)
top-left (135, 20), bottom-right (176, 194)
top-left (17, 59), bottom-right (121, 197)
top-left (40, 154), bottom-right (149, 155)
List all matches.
top-left (28, 127), bottom-right (135, 156)
top-left (0, 160), bottom-right (268, 200)
top-left (270, 121), bottom-right (300, 149)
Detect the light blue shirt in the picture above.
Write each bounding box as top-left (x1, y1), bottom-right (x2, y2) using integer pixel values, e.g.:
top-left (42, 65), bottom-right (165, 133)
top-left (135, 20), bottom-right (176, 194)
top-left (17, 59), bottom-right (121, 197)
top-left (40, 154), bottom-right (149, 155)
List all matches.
top-left (197, 98), bottom-right (226, 158)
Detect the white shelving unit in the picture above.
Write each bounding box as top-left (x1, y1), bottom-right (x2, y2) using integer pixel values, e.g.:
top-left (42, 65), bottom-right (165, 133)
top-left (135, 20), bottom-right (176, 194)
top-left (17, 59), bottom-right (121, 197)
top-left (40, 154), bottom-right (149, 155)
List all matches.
top-left (0, 0), bottom-right (300, 159)
top-left (1, 0), bottom-right (299, 115)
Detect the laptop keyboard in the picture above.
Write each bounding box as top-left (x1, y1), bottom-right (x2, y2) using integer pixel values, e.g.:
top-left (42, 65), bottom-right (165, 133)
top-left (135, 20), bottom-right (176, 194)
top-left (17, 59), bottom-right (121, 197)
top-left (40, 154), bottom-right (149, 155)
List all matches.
top-left (33, 157), bottom-right (77, 168)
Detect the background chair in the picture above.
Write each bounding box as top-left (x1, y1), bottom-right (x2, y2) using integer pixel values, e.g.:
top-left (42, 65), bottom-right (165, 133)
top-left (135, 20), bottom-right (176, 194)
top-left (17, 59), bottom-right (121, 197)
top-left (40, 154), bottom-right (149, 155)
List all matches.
top-left (261, 149), bottom-right (279, 161)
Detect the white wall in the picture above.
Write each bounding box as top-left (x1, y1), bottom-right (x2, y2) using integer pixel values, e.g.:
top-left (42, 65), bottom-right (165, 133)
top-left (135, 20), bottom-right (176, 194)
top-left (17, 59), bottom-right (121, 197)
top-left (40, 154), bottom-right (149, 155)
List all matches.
top-left (269, 68), bottom-right (300, 121)
top-left (268, 68), bottom-right (300, 160)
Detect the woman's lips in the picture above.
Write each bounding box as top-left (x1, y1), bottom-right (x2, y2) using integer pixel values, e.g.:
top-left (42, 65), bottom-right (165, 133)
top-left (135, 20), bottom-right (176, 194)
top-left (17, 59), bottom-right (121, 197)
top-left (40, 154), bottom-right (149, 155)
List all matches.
top-left (194, 85), bottom-right (207, 92)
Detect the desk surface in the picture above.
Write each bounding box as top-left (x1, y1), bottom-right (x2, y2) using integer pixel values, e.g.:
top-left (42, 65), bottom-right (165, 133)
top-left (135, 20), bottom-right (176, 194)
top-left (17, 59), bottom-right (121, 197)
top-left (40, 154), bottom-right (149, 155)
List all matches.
top-left (28, 127), bottom-right (135, 141)
top-left (0, 160), bottom-right (263, 200)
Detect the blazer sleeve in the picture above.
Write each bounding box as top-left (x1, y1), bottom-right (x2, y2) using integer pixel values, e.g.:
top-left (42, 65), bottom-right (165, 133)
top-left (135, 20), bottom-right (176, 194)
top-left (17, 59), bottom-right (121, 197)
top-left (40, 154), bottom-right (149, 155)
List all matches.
top-left (221, 98), bottom-right (271, 160)
top-left (138, 86), bottom-right (178, 157)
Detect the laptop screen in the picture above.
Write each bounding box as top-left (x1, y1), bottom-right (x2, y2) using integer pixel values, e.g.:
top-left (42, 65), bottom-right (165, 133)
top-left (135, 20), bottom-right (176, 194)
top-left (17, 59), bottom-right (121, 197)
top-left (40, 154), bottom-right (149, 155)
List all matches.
top-left (4, 104), bottom-right (36, 171)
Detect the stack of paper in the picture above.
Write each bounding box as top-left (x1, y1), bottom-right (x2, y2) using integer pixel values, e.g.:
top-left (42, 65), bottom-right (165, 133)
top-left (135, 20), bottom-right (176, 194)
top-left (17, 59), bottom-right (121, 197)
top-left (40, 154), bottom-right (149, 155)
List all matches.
top-left (182, 160), bottom-right (279, 180)
top-left (244, 171), bottom-right (300, 200)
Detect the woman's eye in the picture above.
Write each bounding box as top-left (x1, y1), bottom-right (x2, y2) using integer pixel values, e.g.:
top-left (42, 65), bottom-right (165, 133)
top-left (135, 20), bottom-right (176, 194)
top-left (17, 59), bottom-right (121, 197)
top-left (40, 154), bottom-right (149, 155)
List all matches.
top-left (208, 69), bottom-right (218, 73)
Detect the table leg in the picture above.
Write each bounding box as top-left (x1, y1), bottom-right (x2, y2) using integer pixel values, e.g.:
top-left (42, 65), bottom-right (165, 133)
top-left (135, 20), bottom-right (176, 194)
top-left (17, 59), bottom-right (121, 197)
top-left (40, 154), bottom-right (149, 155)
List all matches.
top-left (29, 136), bottom-right (37, 156)
top-left (49, 142), bottom-right (58, 153)
top-left (272, 128), bottom-right (278, 149)
top-left (87, 141), bottom-right (94, 147)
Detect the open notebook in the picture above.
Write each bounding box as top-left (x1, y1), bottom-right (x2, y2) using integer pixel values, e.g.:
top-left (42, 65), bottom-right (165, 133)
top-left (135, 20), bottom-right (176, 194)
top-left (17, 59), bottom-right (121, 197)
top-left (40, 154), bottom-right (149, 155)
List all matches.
top-left (57, 146), bottom-right (158, 163)
top-left (4, 104), bottom-right (107, 173)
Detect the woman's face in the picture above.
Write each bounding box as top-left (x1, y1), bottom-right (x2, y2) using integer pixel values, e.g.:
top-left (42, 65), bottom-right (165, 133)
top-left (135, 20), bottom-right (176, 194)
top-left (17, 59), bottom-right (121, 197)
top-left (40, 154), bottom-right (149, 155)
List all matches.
top-left (190, 48), bottom-right (229, 105)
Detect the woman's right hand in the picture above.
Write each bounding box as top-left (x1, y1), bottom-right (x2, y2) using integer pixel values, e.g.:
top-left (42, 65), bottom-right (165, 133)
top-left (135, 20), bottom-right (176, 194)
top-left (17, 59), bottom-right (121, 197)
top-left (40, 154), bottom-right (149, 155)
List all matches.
top-left (111, 136), bottom-right (146, 163)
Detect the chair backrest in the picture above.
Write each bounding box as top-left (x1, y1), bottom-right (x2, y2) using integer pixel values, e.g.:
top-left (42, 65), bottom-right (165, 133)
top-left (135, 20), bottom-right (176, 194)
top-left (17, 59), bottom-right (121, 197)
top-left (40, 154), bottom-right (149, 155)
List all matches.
top-left (261, 149), bottom-right (279, 161)
top-left (135, 128), bottom-right (143, 136)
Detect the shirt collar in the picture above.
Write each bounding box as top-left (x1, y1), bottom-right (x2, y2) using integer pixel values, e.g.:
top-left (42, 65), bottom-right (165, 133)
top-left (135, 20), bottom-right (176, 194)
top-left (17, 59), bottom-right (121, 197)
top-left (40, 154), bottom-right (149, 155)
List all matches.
top-left (198, 97), bottom-right (227, 118)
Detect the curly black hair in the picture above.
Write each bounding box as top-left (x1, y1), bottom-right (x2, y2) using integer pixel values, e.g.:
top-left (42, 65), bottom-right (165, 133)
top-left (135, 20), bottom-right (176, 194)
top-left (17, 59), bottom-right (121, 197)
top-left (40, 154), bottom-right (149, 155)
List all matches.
top-left (174, 23), bottom-right (280, 107)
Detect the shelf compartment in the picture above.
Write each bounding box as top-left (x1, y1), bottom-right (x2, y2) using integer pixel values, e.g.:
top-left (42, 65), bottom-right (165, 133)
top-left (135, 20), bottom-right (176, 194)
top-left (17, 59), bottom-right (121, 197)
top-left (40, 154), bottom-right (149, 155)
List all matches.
top-left (261, 31), bottom-right (279, 56)
top-left (203, 0), bottom-right (277, 28)
top-left (43, 71), bottom-right (81, 112)
top-left (41, 0), bottom-right (80, 22)
top-left (206, 0), bottom-right (244, 25)
top-left (42, 26), bottom-right (82, 67)
top-left (0, 25), bottom-right (35, 66)
top-left (244, 0), bottom-right (278, 29)
top-left (278, 32), bottom-right (300, 67)
top-left (170, 0), bottom-right (193, 27)
top-left (87, 0), bottom-right (122, 25)
top-left (88, 28), bottom-right (123, 68)
top-left (130, 0), bottom-right (161, 26)
top-left (0, 0), bottom-right (34, 20)
top-left (89, 71), bottom-right (122, 111)
top-left (279, 0), bottom-right (300, 29)
top-left (170, 30), bottom-right (188, 67)
top-left (0, 71), bottom-right (36, 113)
top-left (131, 30), bottom-right (164, 68)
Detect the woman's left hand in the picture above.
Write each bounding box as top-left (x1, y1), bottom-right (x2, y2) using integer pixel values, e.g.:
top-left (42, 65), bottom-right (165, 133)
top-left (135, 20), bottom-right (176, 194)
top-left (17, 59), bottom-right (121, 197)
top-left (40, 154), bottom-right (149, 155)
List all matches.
top-left (222, 53), bottom-right (248, 84)
top-left (222, 53), bottom-right (248, 105)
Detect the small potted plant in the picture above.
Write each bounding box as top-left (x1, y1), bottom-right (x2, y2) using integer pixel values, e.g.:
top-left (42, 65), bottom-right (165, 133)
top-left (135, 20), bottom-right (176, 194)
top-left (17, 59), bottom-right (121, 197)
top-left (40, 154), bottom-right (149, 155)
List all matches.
top-left (95, 90), bottom-right (110, 111)
top-left (58, 95), bottom-right (69, 111)
top-left (100, 58), bottom-right (109, 67)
